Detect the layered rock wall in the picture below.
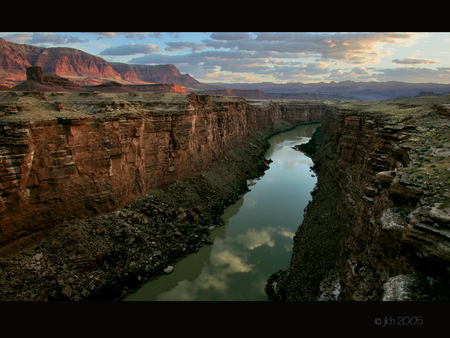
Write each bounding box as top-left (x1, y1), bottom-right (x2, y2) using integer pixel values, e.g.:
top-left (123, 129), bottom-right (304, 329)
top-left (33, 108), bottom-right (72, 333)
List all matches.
top-left (278, 99), bottom-right (450, 301)
top-left (0, 93), bottom-right (329, 246)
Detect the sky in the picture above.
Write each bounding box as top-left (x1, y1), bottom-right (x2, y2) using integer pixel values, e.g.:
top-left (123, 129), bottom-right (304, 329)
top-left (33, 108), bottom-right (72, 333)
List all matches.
top-left (1, 31), bottom-right (450, 84)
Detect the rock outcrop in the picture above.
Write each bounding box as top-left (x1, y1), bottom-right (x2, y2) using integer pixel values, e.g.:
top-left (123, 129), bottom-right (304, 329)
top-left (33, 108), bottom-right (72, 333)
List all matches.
top-left (13, 66), bottom-right (84, 92)
top-left (82, 81), bottom-right (136, 93)
top-left (0, 91), bottom-right (329, 247)
top-left (109, 63), bottom-right (205, 90)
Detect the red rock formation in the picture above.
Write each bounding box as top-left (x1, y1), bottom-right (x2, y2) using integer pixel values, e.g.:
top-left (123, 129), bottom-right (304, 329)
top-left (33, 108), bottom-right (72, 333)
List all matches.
top-left (33, 48), bottom-right (120, 80)
top-left (110, 63), bottom-right (204, 89)
top-left (0, 38), bottom-right (210, 89)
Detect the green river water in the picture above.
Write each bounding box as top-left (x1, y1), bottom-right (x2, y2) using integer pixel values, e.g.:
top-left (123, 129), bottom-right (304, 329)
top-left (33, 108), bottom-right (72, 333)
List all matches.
top-left (125, 123), bottom-right (319, 301)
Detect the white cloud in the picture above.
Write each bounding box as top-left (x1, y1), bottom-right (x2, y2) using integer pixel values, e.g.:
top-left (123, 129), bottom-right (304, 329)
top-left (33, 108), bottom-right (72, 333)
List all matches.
top-left (215, 32), bottom-right (425, 64)
top-left (125, 32), bottom-right (437, 83)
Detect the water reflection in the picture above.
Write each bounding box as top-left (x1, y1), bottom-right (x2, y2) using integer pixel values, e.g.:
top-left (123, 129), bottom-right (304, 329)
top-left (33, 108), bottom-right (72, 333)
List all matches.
top-left (157, 237), bottom-right (254, 301)
top-left (237, 228), bottom-right (276, 250)
top-left (125, 123), bottom-right (320, 301)
top-left (156, 225), bottom-right (295, 301)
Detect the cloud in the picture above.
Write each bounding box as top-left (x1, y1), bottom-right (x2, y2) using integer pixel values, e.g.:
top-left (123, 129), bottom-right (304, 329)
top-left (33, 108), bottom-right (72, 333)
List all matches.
top-left (1, 33), bottom-right (32, 44)
top-left (210, 32), bottom-right (254, 40)
top-left (204, 72), bottom-right (258, 83)
top-left (27, 32), bottom-right (66, 45)
top-left (93, 32), bottom-right (162, 40)
top-left (24, 32), bottom-right (88, 45)
top-left (210, 249), bottom-right (254, 272)
top-left (267, 61), bottom-right (330, 81)
top-left (124, 32), bottom-right (161, 40)
top-left (100, 43), bottom-right (161, 56)
top-left (278, 228), bottom-right (295, 239)
top-left (127, 32), bottom-right (435, 83)
top-left (94, 32), bottom-right (119, 40)
top-left (352, 66), bottom-right (369, 75)
top-left (65, 36), bottom-right (89, 44)
top-left (129, 53), bottom-right (188, 64)
top-left (210, 32), bottom-right (425, 64)
top-left (391, 58), bottom-right (440, 65)
top-left (165, 41), bottom-right (205, 52)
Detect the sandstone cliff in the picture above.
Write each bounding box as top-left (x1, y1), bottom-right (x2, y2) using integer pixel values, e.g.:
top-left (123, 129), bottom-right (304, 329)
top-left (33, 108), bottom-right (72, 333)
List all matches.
top-left (0, 92), bottom-right (328, 247)
top-left (109, 63), bottom-right (205, 90)
top-left (267, 94), bottom-right (450, 301)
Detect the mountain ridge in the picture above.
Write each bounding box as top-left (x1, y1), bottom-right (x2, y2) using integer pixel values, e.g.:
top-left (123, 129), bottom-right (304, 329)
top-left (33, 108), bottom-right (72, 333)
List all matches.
top-left (208, 81), bottom-right (450, 100)
top-left (0, 38), bottom-right (211, 90)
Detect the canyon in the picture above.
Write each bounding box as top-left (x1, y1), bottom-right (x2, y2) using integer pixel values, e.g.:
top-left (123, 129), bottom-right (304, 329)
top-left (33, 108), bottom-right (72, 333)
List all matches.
top-left (0, 91), bottom-right (328, 247)
top-left (0, 90), bottom-right (331, 301)
top-left (1, 79), bottom-right (450, 301)
top-left (266, 94), bottom-right (450, 301)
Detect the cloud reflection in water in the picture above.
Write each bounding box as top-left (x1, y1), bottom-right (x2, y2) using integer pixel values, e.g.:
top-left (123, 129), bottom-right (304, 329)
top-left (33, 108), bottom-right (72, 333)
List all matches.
top-left (157, 238), bottom-right (254, 301)
top-left (156, 226), bottom-right (294, 300)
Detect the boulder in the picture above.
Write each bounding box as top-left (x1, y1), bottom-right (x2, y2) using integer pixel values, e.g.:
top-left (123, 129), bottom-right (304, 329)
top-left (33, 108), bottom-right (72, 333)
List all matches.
top-left (164, 266), bottom-right (174, 274)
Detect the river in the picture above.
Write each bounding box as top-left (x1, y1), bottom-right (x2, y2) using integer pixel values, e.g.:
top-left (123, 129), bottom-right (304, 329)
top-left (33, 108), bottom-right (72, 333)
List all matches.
top-left (124, 123), bottom-right (319, 301)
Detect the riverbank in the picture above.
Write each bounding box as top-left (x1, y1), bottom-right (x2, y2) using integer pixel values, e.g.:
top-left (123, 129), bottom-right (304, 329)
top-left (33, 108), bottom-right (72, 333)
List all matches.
top-left (266, 123), bottom-right (349, 301)
top-left (0, 119), bottom-right (299, 301)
